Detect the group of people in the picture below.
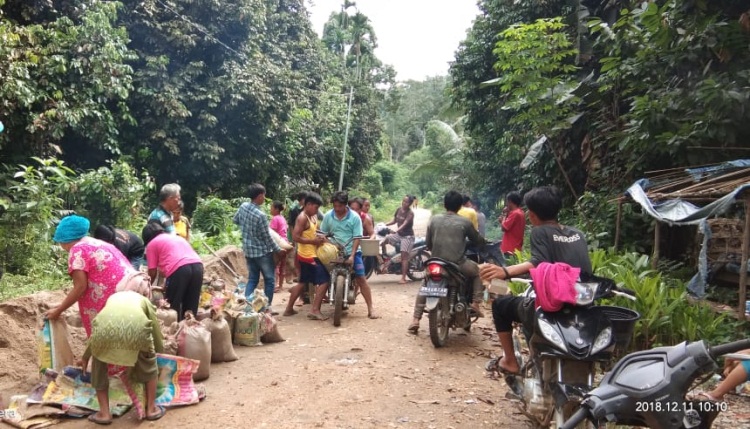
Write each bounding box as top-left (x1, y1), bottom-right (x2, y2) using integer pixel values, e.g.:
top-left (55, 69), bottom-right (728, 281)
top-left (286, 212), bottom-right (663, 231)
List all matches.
top-left (43, 183), bottom-right (204, 424)
top-left (233, 185), bottom-right (381, 320)
top-left (403, 186), bottom-right (574, 375)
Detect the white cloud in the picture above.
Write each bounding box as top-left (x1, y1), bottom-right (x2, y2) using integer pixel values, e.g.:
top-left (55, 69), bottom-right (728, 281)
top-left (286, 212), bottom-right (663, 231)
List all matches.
top-left (307, 0), bottom-right (480, 81)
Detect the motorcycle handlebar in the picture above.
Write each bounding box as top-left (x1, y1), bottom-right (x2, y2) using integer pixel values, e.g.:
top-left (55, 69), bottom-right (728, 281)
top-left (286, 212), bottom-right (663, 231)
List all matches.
top-left (709, 339), bottom-right (750, 360)
top-left (560, 407), bottom-right (589, 429)
top-left (615, 286), bottom-right (636, 296)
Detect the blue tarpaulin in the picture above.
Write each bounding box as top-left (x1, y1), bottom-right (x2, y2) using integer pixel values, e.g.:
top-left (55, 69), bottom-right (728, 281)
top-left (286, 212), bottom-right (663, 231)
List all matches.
top-left (626, 160), bottom-right (750, 226)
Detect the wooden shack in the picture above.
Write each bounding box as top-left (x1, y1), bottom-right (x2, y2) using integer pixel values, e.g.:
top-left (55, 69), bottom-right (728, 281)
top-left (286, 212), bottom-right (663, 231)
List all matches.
top-left (618, 162), bottom-right (750, 319)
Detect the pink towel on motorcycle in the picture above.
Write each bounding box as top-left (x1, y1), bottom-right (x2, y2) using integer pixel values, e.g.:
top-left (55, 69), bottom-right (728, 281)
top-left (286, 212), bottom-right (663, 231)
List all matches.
top-left (530, 262), bottom-right (580, 312)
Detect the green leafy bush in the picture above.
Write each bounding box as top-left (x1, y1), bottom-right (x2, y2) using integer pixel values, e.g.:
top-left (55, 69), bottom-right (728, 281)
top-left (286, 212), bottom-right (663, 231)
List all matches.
top-left (0, 158), bottom-right (75, 276)
top-left (192, 197), bottom-right (240, 236)
top-left (593, 249), bottom-right (743, 350)
top-left (68, 160), bottom-right (153, 230)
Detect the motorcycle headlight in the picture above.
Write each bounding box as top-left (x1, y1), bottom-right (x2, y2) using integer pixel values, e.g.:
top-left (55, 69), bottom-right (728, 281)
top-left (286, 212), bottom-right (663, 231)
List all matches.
top-left (538, 318), bottom-right (567, 352)
top-left (591, 327), bottom-right (612, 355)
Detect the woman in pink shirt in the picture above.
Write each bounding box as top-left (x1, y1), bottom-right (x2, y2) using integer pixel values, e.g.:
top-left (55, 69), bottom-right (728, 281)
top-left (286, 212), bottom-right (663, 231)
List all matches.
top-left (45, 215), bottom-right (135, 336)
top-left (142, 221), bottom-right (203, 321)
top-left (269, 201), bottom-right (289, 292)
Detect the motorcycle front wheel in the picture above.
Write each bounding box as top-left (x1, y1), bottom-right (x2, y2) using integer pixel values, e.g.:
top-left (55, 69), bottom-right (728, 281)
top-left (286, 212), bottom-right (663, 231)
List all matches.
top-left (406, 249), bottom-right (430, 281)
top-left (333, 274), bottom-right (345, 327)
top-left (428, 298), bottom-right (450, 347)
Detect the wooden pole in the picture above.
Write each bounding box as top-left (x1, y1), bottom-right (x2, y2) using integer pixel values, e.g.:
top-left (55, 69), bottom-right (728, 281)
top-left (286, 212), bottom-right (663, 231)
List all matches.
top-left (652, 221), bottom-right (661, 269)
top-left (614, 199), bottom-right (622, 251)
top-left (737, 198), bottom-right (750, 321)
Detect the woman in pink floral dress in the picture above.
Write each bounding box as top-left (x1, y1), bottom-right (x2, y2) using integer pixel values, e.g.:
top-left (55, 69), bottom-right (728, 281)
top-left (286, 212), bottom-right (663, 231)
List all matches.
top-left (45, 215), bottom-right (136, 336)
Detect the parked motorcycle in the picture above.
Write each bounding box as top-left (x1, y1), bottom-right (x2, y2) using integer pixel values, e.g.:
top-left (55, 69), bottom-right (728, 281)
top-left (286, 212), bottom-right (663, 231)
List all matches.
top-left (501, 276), bottom-right (639, 429)
top-left (561, 338), bottom-right (750, 429)
top-left (364, 226), bottom-right (430, 281)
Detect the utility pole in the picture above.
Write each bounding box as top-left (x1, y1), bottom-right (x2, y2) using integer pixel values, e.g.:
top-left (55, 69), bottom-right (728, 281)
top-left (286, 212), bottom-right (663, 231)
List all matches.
top-left (338, 85), bottom-right (355, 191)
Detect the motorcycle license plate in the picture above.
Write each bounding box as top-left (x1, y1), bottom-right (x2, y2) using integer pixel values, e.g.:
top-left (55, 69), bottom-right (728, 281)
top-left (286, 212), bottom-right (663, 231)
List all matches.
top-left (419, 286), bottom-right (448, 297)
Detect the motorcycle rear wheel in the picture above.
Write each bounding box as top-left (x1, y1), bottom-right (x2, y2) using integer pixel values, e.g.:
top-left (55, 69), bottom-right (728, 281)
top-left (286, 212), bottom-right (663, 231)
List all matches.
top-left (428, 299), bottom-right (449, 347)
top-left (406, 249), bottom-right (430, 281)
top-left (333, 275), bottom-right (345, 327)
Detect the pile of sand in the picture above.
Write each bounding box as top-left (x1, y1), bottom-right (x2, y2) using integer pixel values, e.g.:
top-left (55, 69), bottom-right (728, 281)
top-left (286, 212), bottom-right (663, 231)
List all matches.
top-left (0, 245), bottom-right (247, 397)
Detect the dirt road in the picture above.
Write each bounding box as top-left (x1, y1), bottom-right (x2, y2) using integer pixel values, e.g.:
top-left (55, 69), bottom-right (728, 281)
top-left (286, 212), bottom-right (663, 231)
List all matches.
top-left (58, 274), bottom-right (524, 429)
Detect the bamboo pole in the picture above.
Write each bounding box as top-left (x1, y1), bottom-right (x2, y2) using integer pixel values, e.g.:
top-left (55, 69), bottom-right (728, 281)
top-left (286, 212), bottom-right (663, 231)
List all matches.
top-left (738, 197), bottom-right (750, 321)
top-left (652, 221), bottom-right (661, 269)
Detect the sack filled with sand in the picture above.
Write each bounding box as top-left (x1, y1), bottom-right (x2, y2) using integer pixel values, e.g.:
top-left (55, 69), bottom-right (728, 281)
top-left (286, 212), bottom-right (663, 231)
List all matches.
top-left (202, 307), bottom-right (238, 363)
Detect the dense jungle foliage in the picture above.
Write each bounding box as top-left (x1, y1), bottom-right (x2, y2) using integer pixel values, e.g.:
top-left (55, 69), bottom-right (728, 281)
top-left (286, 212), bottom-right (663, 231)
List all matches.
top-left (1, 0), bottom-right (749, 343)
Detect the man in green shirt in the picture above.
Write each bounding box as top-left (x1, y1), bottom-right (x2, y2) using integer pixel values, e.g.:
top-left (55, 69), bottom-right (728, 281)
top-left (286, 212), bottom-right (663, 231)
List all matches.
top-left (408, 190), bottom-right (484, 333)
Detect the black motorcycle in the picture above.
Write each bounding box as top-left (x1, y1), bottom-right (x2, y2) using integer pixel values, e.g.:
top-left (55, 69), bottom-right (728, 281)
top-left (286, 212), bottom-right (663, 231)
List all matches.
top-left (502, 276), bottom-right (639, 428)
top-left (561, 338), bottom-right (750, 429)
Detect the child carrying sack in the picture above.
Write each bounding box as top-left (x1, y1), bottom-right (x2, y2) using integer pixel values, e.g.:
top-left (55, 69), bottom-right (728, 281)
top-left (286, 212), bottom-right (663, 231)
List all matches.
top-left (202, 307), bottom-right (238, 363)
top-left (37, 318), bottom-right (75, 373)
top-left (175, 312), bottom-right (212, 381)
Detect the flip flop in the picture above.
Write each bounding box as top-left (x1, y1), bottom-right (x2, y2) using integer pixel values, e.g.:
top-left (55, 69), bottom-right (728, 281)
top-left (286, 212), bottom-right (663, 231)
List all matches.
top-left (88, 414), bottom-right (113, 425)
top-left (282, 309), bottom-right (298, 316)
top-left (407, 323), bottom-right (419, 334)
top-left (145, 406), bottom-right (166, 421)
top-left (485, 357), bottom-right (520, 376)
top-left (307, 313), bottom-right (329, 321)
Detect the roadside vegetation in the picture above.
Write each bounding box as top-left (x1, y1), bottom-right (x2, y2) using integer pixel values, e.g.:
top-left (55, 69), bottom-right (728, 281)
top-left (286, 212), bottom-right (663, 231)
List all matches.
top-left (1, 0), bottom-right (748, 349)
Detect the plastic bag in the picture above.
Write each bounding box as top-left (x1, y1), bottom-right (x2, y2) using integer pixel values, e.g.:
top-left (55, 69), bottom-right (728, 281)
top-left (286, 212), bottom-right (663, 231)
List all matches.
top-left (202, 308), bottom-right (238, 363)
top-left (175, 312), bottom-right (212, 381)
top-left (37, 318), bottom-right (75, 373)
top-left (259, 312), bottom-right (284, 344)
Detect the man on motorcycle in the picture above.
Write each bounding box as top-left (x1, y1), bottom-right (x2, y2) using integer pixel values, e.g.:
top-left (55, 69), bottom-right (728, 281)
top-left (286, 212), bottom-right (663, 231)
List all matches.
top-left (408, 190), bottom-right (484, 333)
top-left (479, 186), bottom-right (592, 375)
top-left (320, 191), bottom-right (380, 319)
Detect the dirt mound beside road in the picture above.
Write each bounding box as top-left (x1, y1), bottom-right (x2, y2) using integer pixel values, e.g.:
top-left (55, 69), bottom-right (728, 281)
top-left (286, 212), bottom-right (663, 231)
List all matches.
top-left (0, 290), bottom-right (87, 396)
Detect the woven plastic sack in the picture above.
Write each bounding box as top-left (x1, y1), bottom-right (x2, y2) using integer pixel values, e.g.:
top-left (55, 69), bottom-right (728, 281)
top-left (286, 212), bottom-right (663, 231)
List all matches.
top-left (316, 242), bottom-right (339, 267)
top-left (176, 313), bottom-right (212, 381)
top-left (121, 353), bottom-right (204, 419)
top-left (202, 308), bottom-right (238, 362)
top-left (37, 319), bottom-right (75, 373)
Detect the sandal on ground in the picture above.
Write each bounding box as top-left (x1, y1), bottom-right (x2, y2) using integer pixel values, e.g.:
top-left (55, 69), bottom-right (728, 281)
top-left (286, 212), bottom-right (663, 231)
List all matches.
top-left (88, 414), bottom-right (113, 425)
top-left (145, 406), bottom-right (166, 421)
top-left (307, 313), bottom-right (329, 321)
top-left (407, 323), bottom-right (419, 334)
top-left (485, 357), bottom-right (519, 376)
top-left (282, 309), bottom-right (298, 316)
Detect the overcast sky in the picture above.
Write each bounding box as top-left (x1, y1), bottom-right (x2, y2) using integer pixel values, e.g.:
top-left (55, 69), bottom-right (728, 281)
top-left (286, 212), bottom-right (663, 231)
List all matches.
top-left (306, 0), bottom-right (481, 82)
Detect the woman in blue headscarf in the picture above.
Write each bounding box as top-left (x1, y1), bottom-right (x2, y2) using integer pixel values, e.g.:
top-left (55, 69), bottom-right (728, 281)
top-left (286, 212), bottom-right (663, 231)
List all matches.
top-left (45, 215), bottom-right (136, 337)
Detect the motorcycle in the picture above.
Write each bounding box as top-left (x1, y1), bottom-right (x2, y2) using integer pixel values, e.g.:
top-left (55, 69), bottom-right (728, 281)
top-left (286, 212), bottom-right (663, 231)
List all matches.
top-left (561, 338), bottom-right (750, 429)
top-left (364, 226), bottom-right (430, 281)
top-left (501, 276), bottom-right (639, 429)
top-left (418, 256), bottom-right (480, 347)
top-left (466, 239), bottom-right (505, 266)
top-left (321, 233), bottom-right (366, 327)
